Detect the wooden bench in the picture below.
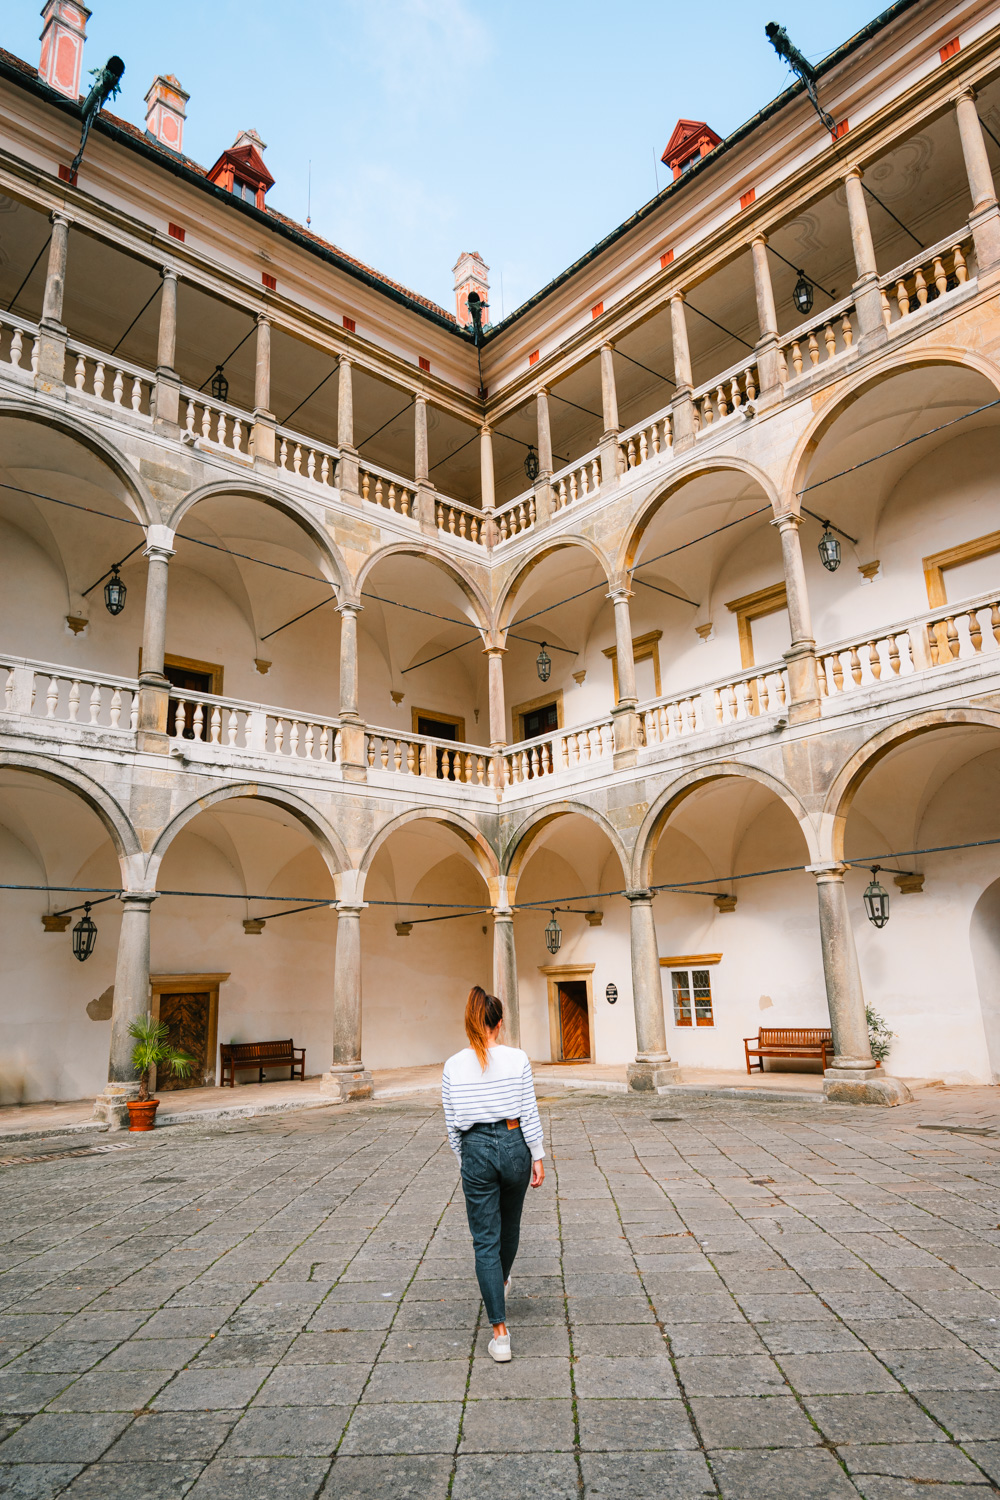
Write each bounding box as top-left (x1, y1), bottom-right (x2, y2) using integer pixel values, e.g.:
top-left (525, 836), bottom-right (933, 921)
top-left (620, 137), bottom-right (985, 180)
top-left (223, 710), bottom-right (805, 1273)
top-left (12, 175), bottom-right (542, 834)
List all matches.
top-left (744, 1027), bottom-right (832, 1074)
top-left (220, 1040), bottom-right (306, 1087)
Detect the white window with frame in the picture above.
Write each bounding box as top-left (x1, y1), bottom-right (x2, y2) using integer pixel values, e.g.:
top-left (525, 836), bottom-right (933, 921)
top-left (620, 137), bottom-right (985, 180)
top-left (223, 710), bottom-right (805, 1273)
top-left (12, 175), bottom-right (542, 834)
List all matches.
top-left (671, 967), bottom-right (714, 1027)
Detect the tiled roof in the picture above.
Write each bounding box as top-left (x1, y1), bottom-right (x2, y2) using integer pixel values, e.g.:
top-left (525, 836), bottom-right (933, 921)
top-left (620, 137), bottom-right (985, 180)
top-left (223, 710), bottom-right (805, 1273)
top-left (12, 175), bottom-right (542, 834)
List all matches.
top-left (0, 47), bottom-right (456, 325)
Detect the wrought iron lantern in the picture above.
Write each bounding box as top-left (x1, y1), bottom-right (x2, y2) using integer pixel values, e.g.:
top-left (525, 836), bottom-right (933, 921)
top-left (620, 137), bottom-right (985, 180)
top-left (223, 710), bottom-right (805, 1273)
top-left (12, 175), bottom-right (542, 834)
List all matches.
top-left (210, 365), bottom-right (229, 402)
top-left (818, 523), bottom-right (841, 573)
top-left (863, 867), bottom-right (890, 929)
top-left (524, 446), bottom-right (540, 483)
top-left (72, 903), bottom-right (98, 962)
top-left (103, 564), bottom-right (127, 616)
top-left (536, 643), bottom-right (552, 682)
top-left (544, 911), bottom-right (563, 955)
top-left (793, 270), bottom-right (814, 316)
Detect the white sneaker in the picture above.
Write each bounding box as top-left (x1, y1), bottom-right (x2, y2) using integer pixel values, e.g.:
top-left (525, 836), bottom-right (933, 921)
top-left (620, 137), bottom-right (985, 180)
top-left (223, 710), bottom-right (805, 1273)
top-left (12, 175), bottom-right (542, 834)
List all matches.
top-left (488, 1333), bottom-right (511, 1363)
top-left (504, 1275), bottom-right (512, 1297)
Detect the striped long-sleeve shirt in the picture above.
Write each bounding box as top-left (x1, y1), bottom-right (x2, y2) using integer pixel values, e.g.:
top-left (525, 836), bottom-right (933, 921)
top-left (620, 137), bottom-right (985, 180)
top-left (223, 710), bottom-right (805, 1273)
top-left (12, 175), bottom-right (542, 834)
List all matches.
top-left (442, 1045), bottom-right (545, 1164)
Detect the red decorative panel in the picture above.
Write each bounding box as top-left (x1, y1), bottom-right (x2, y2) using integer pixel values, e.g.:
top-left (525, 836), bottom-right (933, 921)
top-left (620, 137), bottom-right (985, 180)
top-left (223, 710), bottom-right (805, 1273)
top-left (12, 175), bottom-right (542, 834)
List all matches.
top-left (529, 350), bottom-right (540, 366)
top-left (168, 222), bottom-right (186, 242)
top-left (591, 301), bottom-right (604, 319)
top-left (940, 36), bottom-right (960, 61)
top-left (419, 356), bottom-right (431, 372)
top-left (262, 272), bottom-right (277, 290)
top-left (740, 188), bottom-right (756, 210)
top-left (57, 164), bottom-right (77, 185)
top-left (831, 119), bottom-right (850, 141)
top-left (660, 249), bottom-right (674, 269)
top-left (343, 316), bottom-right (355, 332)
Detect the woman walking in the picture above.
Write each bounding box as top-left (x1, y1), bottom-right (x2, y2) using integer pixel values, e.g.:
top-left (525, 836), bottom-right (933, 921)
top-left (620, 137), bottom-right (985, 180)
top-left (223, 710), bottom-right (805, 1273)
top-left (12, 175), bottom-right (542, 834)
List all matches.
top-left (442, 986), bottom-right (545, 1363)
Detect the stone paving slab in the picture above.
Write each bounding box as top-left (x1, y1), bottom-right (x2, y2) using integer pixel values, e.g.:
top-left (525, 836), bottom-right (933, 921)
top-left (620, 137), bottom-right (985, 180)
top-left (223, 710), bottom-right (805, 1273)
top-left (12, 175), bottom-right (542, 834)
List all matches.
top-left (0, 1093), bottom-right (997, 1494)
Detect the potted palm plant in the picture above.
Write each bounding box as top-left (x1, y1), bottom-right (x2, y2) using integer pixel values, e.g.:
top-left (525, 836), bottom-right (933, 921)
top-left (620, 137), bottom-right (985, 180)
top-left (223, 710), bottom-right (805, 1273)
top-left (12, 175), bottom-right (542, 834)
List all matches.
top-left (126, 1014), bottom-right (196, 1130)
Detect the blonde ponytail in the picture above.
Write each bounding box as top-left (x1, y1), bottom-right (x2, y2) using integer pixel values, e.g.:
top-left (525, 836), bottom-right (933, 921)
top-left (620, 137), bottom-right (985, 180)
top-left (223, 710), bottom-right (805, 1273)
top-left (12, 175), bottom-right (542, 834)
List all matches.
top-left (465, 985), bottom-right (503, 1071)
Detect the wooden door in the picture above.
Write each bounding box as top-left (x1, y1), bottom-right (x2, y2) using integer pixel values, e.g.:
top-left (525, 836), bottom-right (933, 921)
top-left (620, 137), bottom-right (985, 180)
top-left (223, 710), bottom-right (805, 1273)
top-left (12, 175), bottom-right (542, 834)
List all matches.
top-left (558, 981), bottom-right (591, 1061)
top-left (157, 991), bottom-right (210, 1089)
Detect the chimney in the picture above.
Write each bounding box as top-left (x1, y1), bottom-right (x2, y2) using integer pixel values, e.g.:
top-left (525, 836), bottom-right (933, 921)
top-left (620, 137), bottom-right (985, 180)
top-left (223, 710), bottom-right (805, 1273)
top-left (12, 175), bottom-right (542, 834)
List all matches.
top-left (453, 251), bottom-right (489, 327)
top-left (145, 74), bottom-right (189, 154)
top-left (38, 0), bottom-right (90, 100)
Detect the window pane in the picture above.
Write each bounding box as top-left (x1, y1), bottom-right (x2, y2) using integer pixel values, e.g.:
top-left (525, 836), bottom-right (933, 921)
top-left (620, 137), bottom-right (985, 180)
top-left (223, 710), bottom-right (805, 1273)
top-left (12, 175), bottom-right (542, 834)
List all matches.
top-left (671, 971), bottom-right (692, 1026)
top-left (692, 969), bottom-right (713, 1026)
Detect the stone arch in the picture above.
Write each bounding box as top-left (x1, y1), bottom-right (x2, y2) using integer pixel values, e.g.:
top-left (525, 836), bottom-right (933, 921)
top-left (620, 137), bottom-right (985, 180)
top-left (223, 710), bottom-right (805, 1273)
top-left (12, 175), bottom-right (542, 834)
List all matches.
top-left (355, 541), bottom-right (491, 630)
top-left (166, 479), bottom-right (351, 598)
top-left (359, 808), bottom-right (500, 887)
top-left (783, 347), bottom-right (1000, 509)
top-left (617, 456), bottom-right (782, 576)
top-left (0, 750), bottom-right (143, 881)
top-left (495, 535), bottom-right (614, 634)
top-left (145, 782), bottom-right (351, 885)
top-left (821, 707), bottom-right (1000, 863)
top-left (503, 800), bottom-right (631, 891)
top-left (632, 762), bottom-right (818, 888)
top-left (0, 397), bottom-right (159, 527)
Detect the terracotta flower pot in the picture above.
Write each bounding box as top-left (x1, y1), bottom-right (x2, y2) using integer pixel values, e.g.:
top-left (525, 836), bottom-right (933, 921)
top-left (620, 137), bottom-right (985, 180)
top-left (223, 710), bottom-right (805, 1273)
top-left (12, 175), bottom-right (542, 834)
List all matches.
top-left (127, 1098), bottom-right (159, 1131)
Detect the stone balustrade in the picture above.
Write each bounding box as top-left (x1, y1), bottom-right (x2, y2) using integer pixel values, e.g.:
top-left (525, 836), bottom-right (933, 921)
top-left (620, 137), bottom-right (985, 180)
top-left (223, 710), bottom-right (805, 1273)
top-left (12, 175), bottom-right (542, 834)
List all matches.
top-left (778, 295), bottom-right (858, 382)
top-left (638, 662), bottom-right (788, 747)
top-left (69, 341), bottom-right (154, 418)
top-left (620, 412), bottom-right (673, 473)
top-left (693, 357), bottom-right (759, 431)
top-left (435, 497), bottom-right (487, 545)
top-left (181, 388), bottom-right (253, 459)
top-left (552, 451), bottom-right (604, 514)
top-left (365, 727), bottom-right (495, 785)
top-left (276, 430), bottom-right (339, 488)
top-left (1, 657), bottom-right (137, 732)
top-left (818, 588), bottom-right (1000, 700)
top-left (501, 716), bottom-right (615, 787)
top-left (494, 495), bottom-right (536, 542)
top-left (879, 229), bottom-right (974, 327)
top-left (0, 310), bottom-right (39, 380)
top-left (360, 464), bottom-right (417, 518)
top-left (168, 688), bottom-right (341, 763)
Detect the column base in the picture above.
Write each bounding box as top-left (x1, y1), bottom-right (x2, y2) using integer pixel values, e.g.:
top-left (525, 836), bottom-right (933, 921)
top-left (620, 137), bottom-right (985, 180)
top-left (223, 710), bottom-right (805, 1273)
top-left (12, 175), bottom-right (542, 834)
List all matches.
top-left (627, 1056), bottom-right (680, 1092)
top-left (319, 1068), bottom-right (374, 1103)
top-left (137, 729), bottom-right (171, 755)
top-left (93, 1082), bottom-right (140, 1131)
top-left (823, 1070), bottom-right (912, 1106)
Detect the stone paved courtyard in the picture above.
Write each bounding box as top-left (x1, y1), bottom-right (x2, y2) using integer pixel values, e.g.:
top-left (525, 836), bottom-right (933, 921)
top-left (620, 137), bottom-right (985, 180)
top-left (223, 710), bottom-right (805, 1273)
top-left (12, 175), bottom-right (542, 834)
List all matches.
top-left (0, 1094), bottom-right (998, 1498)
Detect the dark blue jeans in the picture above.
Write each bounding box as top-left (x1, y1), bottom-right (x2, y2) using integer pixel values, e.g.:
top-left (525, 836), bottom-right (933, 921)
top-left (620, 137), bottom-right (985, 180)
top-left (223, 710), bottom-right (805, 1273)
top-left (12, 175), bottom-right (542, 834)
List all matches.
top-left (460, 1120), bottom-right (532, 1325)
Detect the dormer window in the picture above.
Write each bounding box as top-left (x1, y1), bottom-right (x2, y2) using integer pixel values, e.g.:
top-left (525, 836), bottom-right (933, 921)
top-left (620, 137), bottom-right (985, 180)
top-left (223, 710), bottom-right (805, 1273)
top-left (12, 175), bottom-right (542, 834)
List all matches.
top-left (207, 129), bottom-right (274, 212)
top-left (232, 179), bottom-right (256, 202)
top-left (679, 154), bottom-right (699, 175)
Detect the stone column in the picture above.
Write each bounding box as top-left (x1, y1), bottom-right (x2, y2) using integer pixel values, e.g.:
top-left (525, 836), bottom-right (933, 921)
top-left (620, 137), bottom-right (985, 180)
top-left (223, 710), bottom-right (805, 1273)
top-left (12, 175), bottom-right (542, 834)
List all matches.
top-left (136, 526), bottom-right (175, 754)
top-left (810, 863), bottom-right (911, 1105)
top-left (337, 355), bottom-right (360, 502)
top-left (608, 585), bottom-right (640, 768)
top-left (320, 894), bottom-right (374, 1102)
top-left (414, 394), bottom-right (436, 535)
top-left (337, 601), bottom-right (367, 783)
top-left (750, 234), bottom-right (781, 403)
top-left (36, 211), bottom-right (70, 391)
top-left (153, 267), bottom-right (180, 430)
top-left (480, 424), bottom-right (496, 510)
top-left (493, 913), bottom-right (520, 1047)
top-left (626, 890), bottom-right (678, 1091)
top-left (93, 892), bottom-right (155, 1129)
top-left (599, 342), bottom-right (621, 484)
top-left (955, 88), bottom-right (1000, 275)
top-left (485, 645), bottom-right (507, 748)
top-left (251, 313), bottom-right (276, 466)
top-left (773, 512), bottom-right (820, 723)
top-left (534, 387), bottom-right (554, 525)
top-left (669, 293), bottom-right (696, 449)
top-left (844, 167), bottom-right (887, 346)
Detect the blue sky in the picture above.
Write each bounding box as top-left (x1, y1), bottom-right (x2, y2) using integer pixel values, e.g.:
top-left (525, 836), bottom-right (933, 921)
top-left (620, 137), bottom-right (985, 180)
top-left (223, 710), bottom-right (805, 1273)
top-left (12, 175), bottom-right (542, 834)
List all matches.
top-left (6, 0), bottom-right (885, 315)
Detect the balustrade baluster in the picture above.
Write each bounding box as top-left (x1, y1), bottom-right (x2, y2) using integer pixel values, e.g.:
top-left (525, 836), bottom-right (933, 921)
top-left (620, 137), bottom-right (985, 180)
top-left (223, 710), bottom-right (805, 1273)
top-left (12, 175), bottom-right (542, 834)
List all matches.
top-left (914, 266), bottom-right (928, 306)
top-left (807, 332), bottom-right (820, 366)
top-left (626, 438), bottom-right (636, 468)
top-left (791, 339), bottom-right (803, 376)
top-left (888, 636), bottom-right (901, 676)
top-left (362, 471), bottom-right (370, 500)
top-left (131, 377), bottom-right (142, 412)
top-left (849, 646), bottom-right (863, 686)
top-left (868, 641), bottom-right (881, 681)
top-left (729, 376), bottom-right (741, 409)
top-left (580, 465), bottom-right (590, 497)
top-left (726, 684), bottom-right (738, 722)
top-left (745, 368), bottom-right (757, 401)
top-left (715, 385), bottom-right (727, 418)
top-left (823, 323), bottom-right (836, 359)
top-left (112, 369), bottom-right (124, 406)
top-left (946, 615), bottom-right (960, 660)
top-left (953, 243), bottom-right (968, 283)
top-left (991, 602), bottom-right (1000, 648)
top-left (304, 449), bottom-right (314, 481)
top-left (88, 682), bottom-right (102, 724)
top-left (319, 725), bottom-right (329, 761)
top-left (301, 723), bottom-right (313, 759)
top-left (172, 698), bottom-right (186, 736)
top-left (366, 737), bottom-right (375, 768)
top-left (406, 742), bottom-right (415, 775)
top-left (932, 255), bottom-right (947, 296)
top-left (228, 710), bottom-right (239, 747)
top-left (639, 431), bottom-right (648, 463)
top-left (881, 290), bottom-right (892, 327)
top-left (841, 313), bottom-right (854, 347)
top-left (279, 438), bottom-right (288, 469)
top-left (321, 455), bottom-right (330, 485)
top-left (9, 329), bottom-right (23, 368)
top-left (459, 512), bottom-right (467, 539)
top-left (273, 718), bottom-right (284, 754)
top-left (44, 675), bottom-right (58, 718)
top-left (68, 680), bottom-right (80, 722)
top-left (895, 280), bottom-right (910, 317)
top-left (291, 443), bottom-right (301, 474)
top-left (110, 687), bottom-right (122, 728)
top-left (130, 695), bottom-right (138, 731)
top-left (209, 705), bottom-right (221, 744)
top-left (200, 404), bottom-right (211, 440)
top-left (191, 702), bottom-right (203, 740)
top-left (832, 652), bottom-right (844, 692)
top-left (73, 355), bottom-right (86, 390)
top-left (94, 362), bottom-right (106, 399)
top-left (968, 607), bottom-right (983, 654)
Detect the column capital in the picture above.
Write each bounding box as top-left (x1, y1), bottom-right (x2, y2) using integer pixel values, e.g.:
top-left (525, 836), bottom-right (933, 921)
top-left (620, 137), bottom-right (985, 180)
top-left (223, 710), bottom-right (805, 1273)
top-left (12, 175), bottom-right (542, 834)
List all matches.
top-left (843, 163), bottom-right (864, 181)
top-left (953, 83), bottom-right (977, 104)
top-left (600, 338), bottom-right (615, 351)
top-left (750, 229), bottom-right (768, 247)
top-left (607, 584), bottom-right (634, 604)
top-left (339, 352), bottom-right (353, 367)
top-left (256, 309), bottom-right (271, 327)
top-left (336, 598), bottom-right (363, 618)
top-left (335, 900), bottom-right (366, 916)
top-left (414, 391), bottom-right (427, 406)
top-left (626, 887), bottom-right (653, 903)
top-left (669, 288), bottom-right (686, 305)
top-left (118, 890), bottom-right (158, 909)
top-left (482, 641), bottom-right (507, 658)
top-left (144, 524), bottom-right (175, 557)
top-left (771, 510), bottom-right (803, 532)
top-left (806, 861), bottom-right (849, 879)
top-left (49, 208), bottom-right (71, 229)
top-left (159, 264), bottom-right (179, 284)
